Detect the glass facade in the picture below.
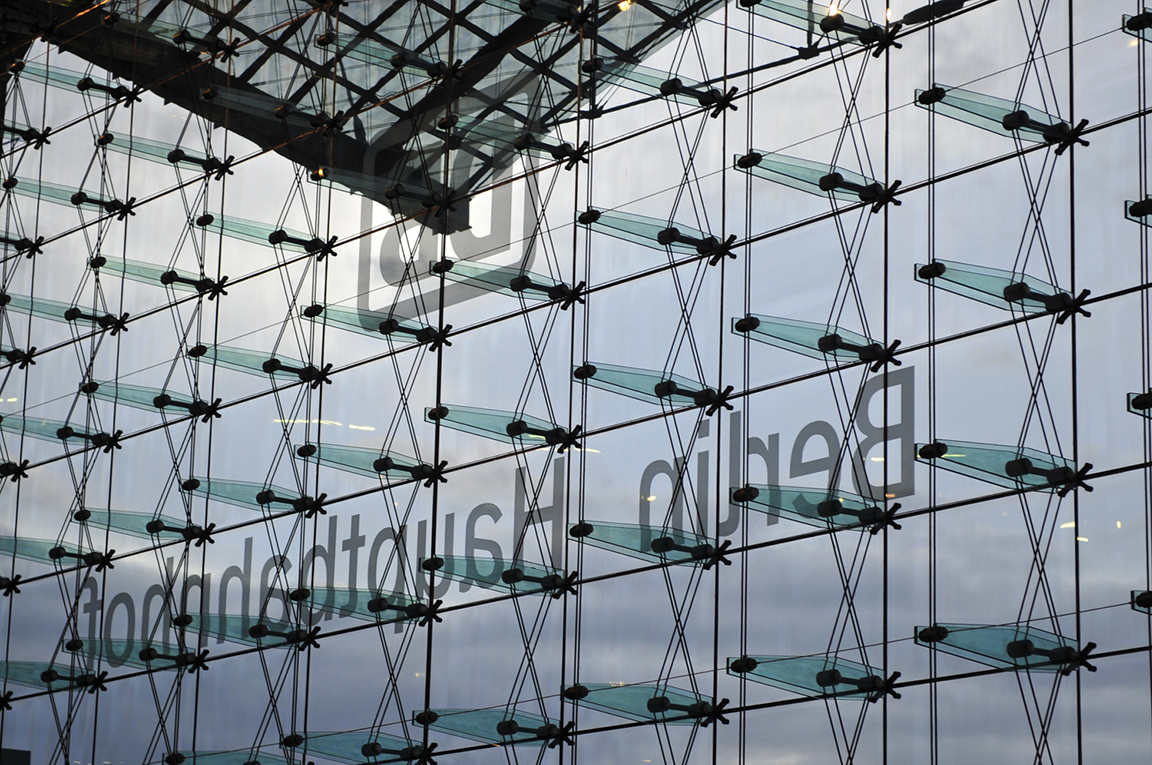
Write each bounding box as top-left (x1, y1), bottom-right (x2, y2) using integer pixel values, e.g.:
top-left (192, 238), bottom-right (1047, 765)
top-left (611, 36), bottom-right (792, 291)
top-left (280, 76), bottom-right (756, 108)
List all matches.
top-left (0, 1), bottom-right (1148, 763)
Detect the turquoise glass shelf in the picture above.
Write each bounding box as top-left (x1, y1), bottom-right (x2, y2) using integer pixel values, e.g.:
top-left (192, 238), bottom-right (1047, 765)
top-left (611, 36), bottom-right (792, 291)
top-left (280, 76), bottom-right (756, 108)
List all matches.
top-left (196, 345), bottom-right (324, 385)
top-left (296, 442), bottom-right (429, 481)
top-left (581, 208), bottom-right (719, 256)
top-left (87, 380), bottom-right (218, 420)
top-left (596, 59), bottom-right (722, 108)
top-left (914, 84), bottom-right (1063, 143)
top-left (1125, 12), bottom-right (1152, 43)
top-left (167, 752), bottom-right (289, 765)
top-left (727, 655), bottom-right (881, 699)
top-left (0, 535), bottom-right (83, 566)
top-left (435, 259), bottom-right (574, 303)
top-left (734, 152), bottom-right (881, 203)
top-left (301, 304), bottom-right (434, 345)
top-left (914, 259), bottom-right (1065, 313)
top-left (915, 439), bottom-right (1076, 493)
top-left (198, 213), bottom-right (321, 253)
top-left (731, 314), bottom-right (879, 362)
top-left (301, 587), bottom-right (424, 624)
top-left (8, 177), bottom-right (129, 212)
top-left (183, 612), bottom-right (294, 649)
top-left (184, 477), bottom-right (316, 513)
top-left (433, 555), bottom-right (571, 597)
top-left (64, 637), bottom-right (195, 670)
top-left (570, 520), bottom-right (715, 565)
top-left (424, 707), bottom-right (556, 746)
top-left (73, 508), bottom-right (194, 541)
top-left (0, 413), bottom-right (116, 449)
top-left (426, 404), bottom-right (573, 447)
top-left (305, 731), bottom-right (427, 764)
top-left (1131, 590), bottom-right (1152, 614)
top-left (0, 660), bottom-right (59, 690)
top-left (94, 257), bottom-right (220, 295)
top-left (739, 0), bottom-right (873, 45)
top-left (572, 362), bottom-right (713, 406)
top-left (573, 683), bottom-right (707, 725)
top-left (914, 623), bottom-right (1081, 672)
top-left (2, 292), bottom-right (118, 328)
top-left (733, 484), bottom-right (887, 531)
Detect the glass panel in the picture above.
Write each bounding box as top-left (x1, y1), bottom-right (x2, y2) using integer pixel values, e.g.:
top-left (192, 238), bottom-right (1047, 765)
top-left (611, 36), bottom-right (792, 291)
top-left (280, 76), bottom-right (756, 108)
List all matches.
top-left (432, 555), bottom-right (568, 596)
top-left (74, 508), bottom-right (191, 541)
top-left (64, 637), bottom-right (194, 670)
top-left (0, 661), bottom-right (57, 690)
top-left (198, 214), bottom-right (316, 252)
top-left (8, 176), bottom-right (125, 209)
top-left (597, 59), bottom-right (724, 109)
top-left (914, 623), bottom-right (1078, 672)
top-left (574, 683), bottom-right (704, 725)
top-left (734, 484), bottom-right (885, 531)
top-left (0, 414), bottom-right (109, 445)
top-left (725, 655), bottom-right (880, 699)
top-left (733, 152), bottom-right (877, 202)
top-left (739, 0), bottom-right (872, 45)
top-left (448, 116), bottom-right (573, 164)
top-left (182, 612), bottom-right (295, 649)
top-left (730, 314), bottom-right (876, 361)
top-left (573, 362), bottom-right (707, 405)
top-left (296, 442), bottom-right (425, 480)
top-left (581, 208), bottom-right (714, 255)
top-left (570, 519), bottom-right (713, 564)
top-left (914, 439), bottom-right (1074, 492)
top-left (88, 381), bottom-right (200, 413)
top-left (305, 731), bottom-right (424, 764)
top-left (1124, 12), bottom-right (1152, 43)
top-left (436, 259), bottom-right (567, 302)
top-left (184, 477), bottom-right (307, 512)
top-left (301, 305), bottom-right (434, 344)
top-left (1131, 590), bottom-right (1152, 615)
top-left (94, 257), bottom-right (199, 294)
top-left (169, 752), bottom-right (289, 765)
top-left (0, 536), bottom-right (81, 566)
top-left (197, 345), bottom-right (320, 384)
top-left (425, 404), bottom-right (568, 445)
top-left (3, 292), bottom-right (99, 325)
top-left (102, 132), bottom-right (216, 166)
top-left (424, 707), bottom-right (555, 746)
top-left (914, 84), bottom-right (1062, 142)
top-left (302, 587), bottom-right (422, 623)
top-left (913, 259), bottom-right (1062, 313)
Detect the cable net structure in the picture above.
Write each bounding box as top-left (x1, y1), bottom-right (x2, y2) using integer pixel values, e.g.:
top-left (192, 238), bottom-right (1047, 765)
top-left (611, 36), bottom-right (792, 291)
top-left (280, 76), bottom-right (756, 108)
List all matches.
top-left (0, 0), bottom-right (1149, 763)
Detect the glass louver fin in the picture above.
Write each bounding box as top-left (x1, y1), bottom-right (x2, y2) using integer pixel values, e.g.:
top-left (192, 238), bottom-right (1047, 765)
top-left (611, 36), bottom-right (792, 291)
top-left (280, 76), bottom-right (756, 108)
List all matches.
top-left (1131, 590), bottom-right (1152, 614)
top-left (731, 314), bottom-right (879, 362)
top-left (435, 259), bottom-right (572, 302)
top-left (184, 477), bottom-right (312, 512)
top-left (92, 257), bottom-right (200, 293)
top-left (0, 536), bottom-right (82, 565)
top-left (432, 555), bottom-right (570, 596)
top-left (296, 442), bottom-right (427, 481)
top-left (726, 655), bottom-right (881, 699)
top-left (7, 177), bottom-right (127, 210)
top-left (739, 0), bottom-right (874, 45)
top-left (197, 214), bottom-right (320, 253)
top-left (581, 208), bottom-right (719, 255)
top-left (0, 661), bottom-right (61, 690)
top-left (64, 637), bottom-right (194, 670)
top-left (426, 404), bottom-right (570, 446)
top-left (423, 707), bottom-right (556, 746)
top-left (102, 133), bottom-right (217, 167)
top-left (87, 381), bottom-right (205, 416)
top-left (914, 84), bottom-right (1063, 143)
top-left (1129, 391), bottom-right (1152, 419)
top-left (572, 362), bottom-right (711, 406)
top-left (732, 484), bottom-right (886, 531)
top-left (733, 152), bottom-right (880, 203)
top-left (1126, 197), bottom-right (1152, 227)
top-left (572, 683), bottom-right (705, 725)
top-left (0, 414), bottom-right (113, 447)
top-left (1124, 11), bottom-right (1152, 43)
top-left (181, 612), bottom-right (294, 649)
top-left (72, 508), bottom-right (193, 541)
top-left (596, 59), bottom-right (722, 108)
top-left (2, 292), bottom-right (113, 326)
top-left (191, 345), bottom-right (322, 384)
top-left (16, 62), bottom-right (98, 90)
top-left (915, 439), bottom-right (1075, 492)
top-left (166, 753), bottom-right (289, 765)
top-left (913, 259), bottom-right (1065, 313)
top-left (305, 731), bottom-right (427, 764)
top-left (448, 116), bottom-right (572, 163)
top-left (569, 520), bottom-right (714, 564)
top-left (301, 587), bottom-right (423, 623)
top-left (914, 623), bottom-right (1080, 672)
top-left (301, 304), bottom-right (434, 344)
